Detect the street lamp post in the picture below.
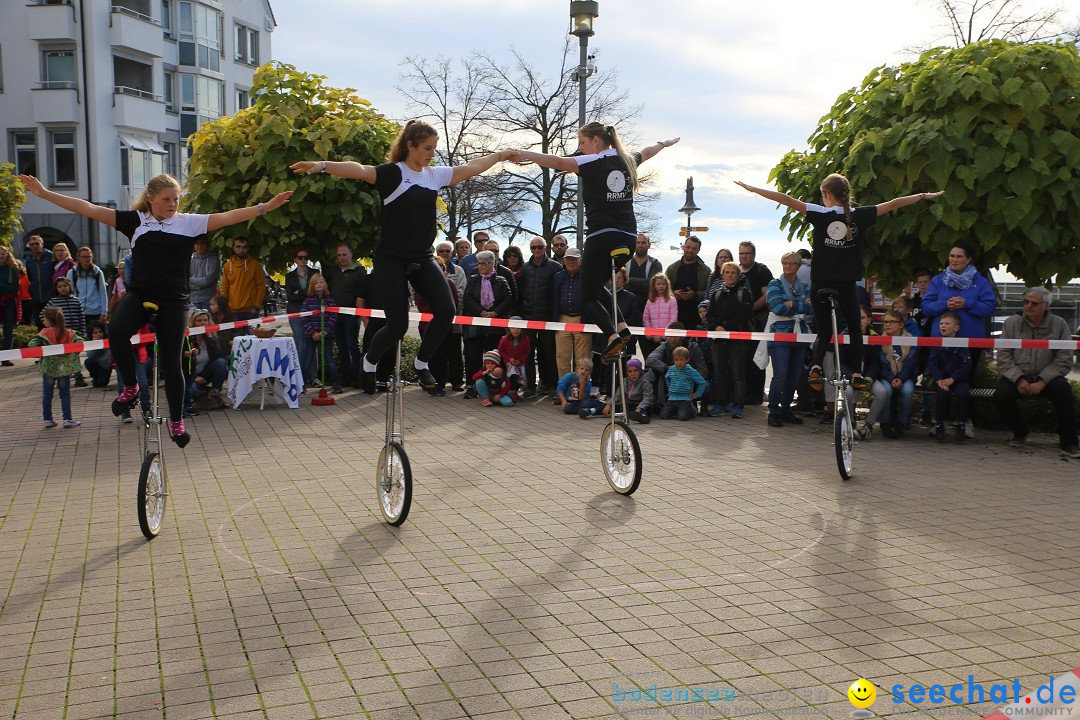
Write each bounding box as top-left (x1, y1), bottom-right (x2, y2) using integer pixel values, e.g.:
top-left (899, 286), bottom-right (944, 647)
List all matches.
top-left (678, 177), bottom-right (701, 241)
top-left (570, 1), bottom-right (598, 250)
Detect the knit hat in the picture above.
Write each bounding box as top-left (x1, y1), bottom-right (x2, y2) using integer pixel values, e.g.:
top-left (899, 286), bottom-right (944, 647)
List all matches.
top-left (483, 349), bottom-right (502, 365)
top-left (626, 358), bottom-right (643, 372)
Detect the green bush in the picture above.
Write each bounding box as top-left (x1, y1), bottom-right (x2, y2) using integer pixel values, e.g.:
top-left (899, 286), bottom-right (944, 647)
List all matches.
top-left (13, 324), bottom-right (37, 348)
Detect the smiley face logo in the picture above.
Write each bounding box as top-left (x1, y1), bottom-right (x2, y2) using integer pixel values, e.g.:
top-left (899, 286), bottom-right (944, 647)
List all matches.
top-left (848, 678), bottom-right (876, 709)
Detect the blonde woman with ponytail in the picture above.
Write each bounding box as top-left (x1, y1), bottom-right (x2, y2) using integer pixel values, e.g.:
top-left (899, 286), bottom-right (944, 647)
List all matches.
top-left (510, 123), bottom-right (679, 359)
top-left (18, 172), bottom-right (292, 448)
top-left (735, 174), bottom-right (943, 392)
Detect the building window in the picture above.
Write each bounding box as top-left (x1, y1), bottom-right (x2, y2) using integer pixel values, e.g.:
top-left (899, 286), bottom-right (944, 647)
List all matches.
top-left (235, 88), bottom-right (249, 111)
top-left (179, 73), bottom-right (223, 138)
top-left (0, 45), bottom-right (4, 94)
top-left (113, 56), bottom-right (154, 98)
top-left (48, 129), bottom-right (76, 187)
top-left (163, 142), bottom-right (176, 176)
top-left (177, 1), bottom-right (221, 71)
top-left (164, 69), bottom-right (175, 112)
top-left (234, 25), bottom-right (257, 65)
top-left (42, 48), bottom-right (77, 89)
top-left (11, 131), bottom-right (38, 176)
top-left (161, 0), bottom-right (172, 36)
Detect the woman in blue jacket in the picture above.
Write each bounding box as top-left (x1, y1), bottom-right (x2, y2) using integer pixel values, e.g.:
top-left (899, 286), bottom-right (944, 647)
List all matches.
top-left (919, 240), bottom-right (996, 371)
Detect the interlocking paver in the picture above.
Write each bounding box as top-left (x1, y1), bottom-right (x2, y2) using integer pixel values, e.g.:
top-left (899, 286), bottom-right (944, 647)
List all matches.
top-left (2, 360), bottom-right (1080, 719)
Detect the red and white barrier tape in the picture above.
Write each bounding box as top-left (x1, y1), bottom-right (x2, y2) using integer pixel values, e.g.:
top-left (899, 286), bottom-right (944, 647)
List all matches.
top-left (2, 307), bottom-right (1078, 361)
top-left (984, 665), bottom-right (1080, 719)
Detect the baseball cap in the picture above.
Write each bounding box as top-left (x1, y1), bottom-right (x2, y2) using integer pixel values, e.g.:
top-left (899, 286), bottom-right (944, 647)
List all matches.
top-left (564, 247), bottom-right (581, 258)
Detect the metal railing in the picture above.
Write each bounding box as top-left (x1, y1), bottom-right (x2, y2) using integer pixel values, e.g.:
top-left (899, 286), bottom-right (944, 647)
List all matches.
top-left (109, 4), bottom-right (161, 26)
top-left (114, 85), bottom-right (162, 101)
top-left (35, 80), bottom-right (78, 90)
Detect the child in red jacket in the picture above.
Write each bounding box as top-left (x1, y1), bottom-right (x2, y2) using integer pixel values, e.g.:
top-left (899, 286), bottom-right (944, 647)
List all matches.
top-left (473, 349), bottom-right (513, 407)
top-left (497, 318), bottom-right (531, 398)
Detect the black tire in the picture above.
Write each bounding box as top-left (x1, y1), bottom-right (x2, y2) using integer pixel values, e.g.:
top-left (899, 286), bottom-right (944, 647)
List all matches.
top-left (376, 441), bottom-right (412, 526)
top-left (601, 421), bottom-right (642, 495)
top-left (834, 402), bottom-right (854, 481)
top-left (137, 451), bottom-right (168, 539)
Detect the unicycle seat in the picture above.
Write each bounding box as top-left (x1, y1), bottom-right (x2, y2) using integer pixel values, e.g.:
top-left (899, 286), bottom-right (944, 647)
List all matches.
top-left (815, 288), bottom-right (840, 303)
top-left (609, 247), bottom-right (631, 259)
top-left (142, 301), bottom-right (159, 312)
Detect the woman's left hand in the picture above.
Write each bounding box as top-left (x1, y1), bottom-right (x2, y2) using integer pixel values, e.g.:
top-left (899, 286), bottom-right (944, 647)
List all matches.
top-left (658, 138), bottom-right (680, 148)
top-left (262, 191), bottom-right (293, 213)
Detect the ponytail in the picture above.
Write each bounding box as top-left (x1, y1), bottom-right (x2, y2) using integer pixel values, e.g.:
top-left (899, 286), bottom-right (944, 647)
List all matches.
top-left (820, 173), bottom-right (854, 241)
top-left (42, 306), bottom-right (67, 342)
top-left (580, 122), bottom-right (638, 191)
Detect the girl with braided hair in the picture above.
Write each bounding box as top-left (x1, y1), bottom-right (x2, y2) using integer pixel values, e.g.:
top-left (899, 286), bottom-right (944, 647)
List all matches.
top-left (735, 174), bottom-right (942, 391)
top-left (511, 123), bottom-right (679, 360)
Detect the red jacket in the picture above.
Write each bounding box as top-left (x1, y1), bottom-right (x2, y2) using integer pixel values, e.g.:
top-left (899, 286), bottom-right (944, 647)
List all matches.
top-left (497, 334), bottom-right (530, 369)
top-left (471, 367), bottom-right (511, 399)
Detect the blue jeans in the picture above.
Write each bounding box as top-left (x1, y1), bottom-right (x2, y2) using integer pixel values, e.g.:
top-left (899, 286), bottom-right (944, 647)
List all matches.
top-left (42, 375), bottom-right (72, 422)
top-left (117, 360), bottom-right (152, 416)
top-left (84, 356), bottom-right (113, 386)
top-left (333, 315), bottom-right (361, 383)
top-left (289, 316), bottom-right (314, 383)
top-left (867, 379), bottom-right (915, 428)
top-left (185, 357), bottom-right (228, 409)
top-left (304, 333), bottom-right (339, 386)
top-left (768, 342), bottom-right (808, 416)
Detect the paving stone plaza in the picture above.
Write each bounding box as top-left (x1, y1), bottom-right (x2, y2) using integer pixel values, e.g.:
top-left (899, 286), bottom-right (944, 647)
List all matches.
top-left (1, 361), bottom-right (1078, 719)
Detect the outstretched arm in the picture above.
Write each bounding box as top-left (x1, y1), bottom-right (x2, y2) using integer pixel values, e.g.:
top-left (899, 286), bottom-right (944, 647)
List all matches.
top-left (509, 150), bottom-right (579, 173)
top-left (18, 175), bottom-right (116, 227)
top-left (638, 137), bottom-right (680, 164)
top-left (450, 150), bottom-right (513, 186)
top-left (876, 190), bottom-right (944, 216)
top-left (206, 191), bottom-right (292, 232)
top-left (733, 181), bottom-right (806, 214)
top-left (290, 160), bottom-right (377, 184)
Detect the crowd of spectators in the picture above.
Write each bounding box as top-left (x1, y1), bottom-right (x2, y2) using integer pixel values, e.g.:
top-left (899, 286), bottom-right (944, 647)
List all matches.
top-left (1, 231), bottom-right (1077, 457)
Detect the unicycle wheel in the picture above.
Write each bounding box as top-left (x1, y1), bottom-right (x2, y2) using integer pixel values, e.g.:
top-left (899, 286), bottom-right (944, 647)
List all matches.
top-left (137, 451), bottom-right (168, 539)
top-left (376, 441), bottom-right (412, 525)
top-left (834, 405), bottom-right (854, 481)
top-left (601, 421), bottom-right (642, 495)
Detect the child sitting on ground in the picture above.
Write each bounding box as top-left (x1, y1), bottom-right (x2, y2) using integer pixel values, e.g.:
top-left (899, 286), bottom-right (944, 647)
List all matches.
top-left (474, 349), bottom-right (513, 407)
top-left (83, 322), bottom-right (113, 388)
top-left (497, 320), bottom-right (530, 398)
top-left (863, 309), bottom-right (920, 438)
top-left (661, 346), bottom-right (708, 421)
top-left (557, 358), bottom-right (605, 417)
top-left (926, 311), bottom-right (972, 443)
top-left (616, 358), bottom-right (653, 424)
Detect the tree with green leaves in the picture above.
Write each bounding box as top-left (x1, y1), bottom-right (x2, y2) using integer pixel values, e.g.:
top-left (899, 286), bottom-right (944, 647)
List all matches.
top-left (0, 163), bottom-right (26, 247)
top-left (183, 62), bottom-right (399, 273)
top-left (770, 39), bottom-right (1080, 291)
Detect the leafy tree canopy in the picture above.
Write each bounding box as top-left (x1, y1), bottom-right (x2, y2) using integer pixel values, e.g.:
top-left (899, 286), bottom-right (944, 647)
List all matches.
top-left (770, 40), bottom-right (1080, 291)
top-left (0, 162), bottom-right (26, 248)
top-left (183, 61), bottom-right (400, 273)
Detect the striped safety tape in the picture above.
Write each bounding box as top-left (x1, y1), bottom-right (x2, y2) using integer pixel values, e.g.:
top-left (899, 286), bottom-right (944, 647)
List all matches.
top-left (2, 307), bottom-right (1078, 361)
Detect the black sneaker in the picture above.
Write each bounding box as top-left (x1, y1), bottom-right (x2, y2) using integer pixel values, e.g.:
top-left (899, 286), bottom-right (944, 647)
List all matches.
top-left (1061, 444), bottom-right (1080, 459)
top-left (767, 415), bottom-right (783, 428)
top-left (578, 409), bottom-right (592, 419)
top-left (780, 413), bottom-right (804, 425)
top-left (360, 371), bottom-right (376, 395)
top-left (415, 367), bottom-right (437, 389)
top-left (75, 375), bottom-right (88, 388)
top-left (463, 387), bottom-right (478, 399)
top-left (935, 424), bottom-right (946, 443)
top-left (819, 411), bottom-right (833, 425)
top-left (808, 366), bottom-right (824, 391)
top-left (954, 423), bottom-right (966, 443)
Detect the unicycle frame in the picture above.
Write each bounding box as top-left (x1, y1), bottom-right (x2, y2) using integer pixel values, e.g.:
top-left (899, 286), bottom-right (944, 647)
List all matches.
top-left (137, 303), bottom-right (169, 538)
top-left (825, 293), bottom-right (855, 480)
top-left (600, 249), bottom-right (642, 495)
top-left (375, 340), bottom-right (413, 525)
top-left (382, 341), bottom-right (407, 451)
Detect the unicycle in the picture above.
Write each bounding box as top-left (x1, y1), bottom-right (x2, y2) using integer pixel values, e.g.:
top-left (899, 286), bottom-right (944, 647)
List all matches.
top-left (375, 340), bottom-right (413, 525)
top-left (135, 302), bottom-right (168, 538)
top-left (599, 248), bottom-right (642, 495)
top-left (818, 289), bottom-right (855, 480)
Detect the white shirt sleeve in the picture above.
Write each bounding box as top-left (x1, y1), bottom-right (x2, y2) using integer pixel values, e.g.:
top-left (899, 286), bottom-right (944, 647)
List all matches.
top-left (573, 153), bottom-right (603, 167)
top-left (431, 166), bottom-right (454, 189)
top-left (804, 203), bottom-right (828, 214)
top-left (174, 213), bottom-right (210, 236)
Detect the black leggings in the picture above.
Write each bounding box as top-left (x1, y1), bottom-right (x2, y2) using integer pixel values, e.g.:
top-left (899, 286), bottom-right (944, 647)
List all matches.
top-left (810, 281), bottom-right (863, 375)
top-left (109, 290), bottom-right (187, 421)
top-left (581, 230), bottom-right (635, 338)
top-left (366, 256), bottom-right (455, 365)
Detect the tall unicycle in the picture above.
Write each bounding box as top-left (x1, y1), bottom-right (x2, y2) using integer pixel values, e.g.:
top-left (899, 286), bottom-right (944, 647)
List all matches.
top-left (135, 302), bottom-right (169, 538)
top-left (819, 289), bottom-right (854, 480)
top-left (600, 248), bottom-right (642, 495)
top-left (376, 340), bottom-right (412, 525)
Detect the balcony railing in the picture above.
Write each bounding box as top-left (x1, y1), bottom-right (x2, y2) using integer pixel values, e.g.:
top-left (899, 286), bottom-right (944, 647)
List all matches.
top-left (114, 85), bottom-right (161, 101)
top-left (37, 80), bottom-right (79, 90)
top-left (27, 0), bottom-right (73, 5)
top-left (110, 5), bottom-right (161, 25)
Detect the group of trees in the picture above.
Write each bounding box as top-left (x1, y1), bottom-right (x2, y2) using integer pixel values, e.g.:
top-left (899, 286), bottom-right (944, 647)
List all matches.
top-left (171, 0), bottom-right (1076, 290)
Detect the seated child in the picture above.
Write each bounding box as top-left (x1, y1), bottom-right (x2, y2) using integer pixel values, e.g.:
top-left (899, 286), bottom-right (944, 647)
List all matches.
top-left (926, 311), bottom-right (972, 442)
top-left (83, 322), bottom-right (113, 387)
top-left (497, 321), bottom-right (531, 397)
top-left (473, 349), bottom-right (512, 407)
top-left (557, 359), bottom-right (604, 416)
top-left (863, 309), bottom-right (919, 438)
top-left (590, 358), bottom-right (654, 422)
top-left (661, 346), bottom-right (708, 421)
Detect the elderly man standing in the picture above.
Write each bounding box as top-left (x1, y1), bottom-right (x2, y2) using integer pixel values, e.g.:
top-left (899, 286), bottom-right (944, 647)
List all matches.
top-left (995, 287), bottom-right (1079, 458)
top-left (189, 237), bottom-right (220, 310)
top-left (520, 236), bottom-right (561, 397)
top-left (552, 247), bottom-right (592, 383)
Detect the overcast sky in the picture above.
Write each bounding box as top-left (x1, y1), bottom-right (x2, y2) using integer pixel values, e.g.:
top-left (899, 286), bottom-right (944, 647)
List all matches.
top-left (269, 0), bottom-right (1055, 274)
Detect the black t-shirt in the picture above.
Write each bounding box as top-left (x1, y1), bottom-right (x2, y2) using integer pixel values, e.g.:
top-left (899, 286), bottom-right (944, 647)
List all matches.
top-left (574, 149), bottom-right (642, 238)
top-left (742, 261), bottom-right (774, 303)
top-left (326, 264), bottom-right (367, 308)
top-left (373, 162), bottom-right (453, 260)
top-left (115, 210), bottom-right (209, 302)
top-left (805, 204), bottom-right (878, 283)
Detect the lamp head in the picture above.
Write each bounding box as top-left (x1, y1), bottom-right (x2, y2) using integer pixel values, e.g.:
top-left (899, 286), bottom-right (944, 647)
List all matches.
top-left (570, 1), bottom-right (599, 37)
top-left (678, 177), bottom-right (701, 216)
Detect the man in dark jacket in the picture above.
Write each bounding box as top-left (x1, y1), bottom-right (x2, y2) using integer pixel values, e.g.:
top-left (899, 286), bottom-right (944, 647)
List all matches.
top-left (625, 233), bottom-right (662, 312)
top-left (484, 240), bottom-right (518, 310)
top-left (519, 236), bottom-right (562, 397)
top-left (664, 236), bottom-right (709, 330)
top-left (22, 235), bottom-right (54, 328)
top-left (325, 243), bottom-right (367, 387)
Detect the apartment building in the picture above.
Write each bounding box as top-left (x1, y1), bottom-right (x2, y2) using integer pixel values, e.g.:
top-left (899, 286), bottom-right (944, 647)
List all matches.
top-left (0, 0), bottom-right (275, 264)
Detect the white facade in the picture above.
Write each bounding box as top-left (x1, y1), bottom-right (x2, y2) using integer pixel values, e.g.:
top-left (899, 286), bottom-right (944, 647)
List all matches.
top-left (0, 0), bottom-right (276, 264)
